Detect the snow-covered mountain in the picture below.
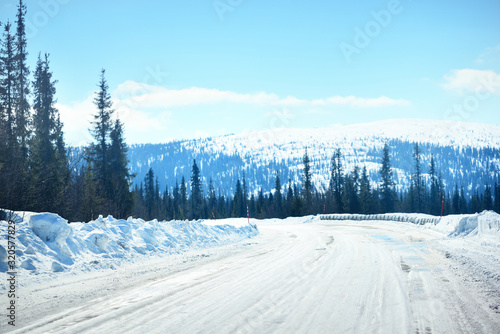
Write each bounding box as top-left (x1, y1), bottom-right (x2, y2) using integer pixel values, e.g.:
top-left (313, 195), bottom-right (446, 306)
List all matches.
top-left (127, 119), bottom-right (500, 197)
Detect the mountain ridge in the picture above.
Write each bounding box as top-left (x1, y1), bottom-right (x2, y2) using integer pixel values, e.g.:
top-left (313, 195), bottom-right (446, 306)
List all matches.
top-left (125, 118), bottom-right (500, 199)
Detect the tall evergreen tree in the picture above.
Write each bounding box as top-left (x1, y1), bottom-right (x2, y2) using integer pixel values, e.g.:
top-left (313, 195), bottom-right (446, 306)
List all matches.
top-left (190, 159), bottom-right (204, 219)
top-left (29, 53), bottom-right (68, 214)
top-left (207, 178), bottom-right (217, 218)
top-left (379, 143), bottom-right (395, 213)
top-left (428, 155), bottom-right (441, 215)
top-left (411, 143), bottom-right (426, 213)
top-left (274, 170), bottom-right (283, 218)
top-left (328, 148), bottom-right (344, 213)
top-left (231, 178), bottom-right (245, 217)
top-left (14, 0), bottom-right (30, 162)
top-left (143, 168), bottom-right (155, 220)
top-left (88, 69), bottom-right (114, 211)
top-left (301, 148), bottom-right (313, 214)
top-left (180, 176), bottom-right (188, 219)
top-left (483, 184), bottom-right (493, 211)
top-left (452, 184), bottom-right (460, 214)
top-left (359, 166), bottom-right (372, 214)
top-left (109, 118), bottom-right (133, 218)
top-left (343, 165), bottom-right (360, 213)
top-left (0, 21), bottom-right (18, 209)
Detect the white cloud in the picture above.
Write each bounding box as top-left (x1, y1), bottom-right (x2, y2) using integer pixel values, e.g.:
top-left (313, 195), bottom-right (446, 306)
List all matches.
top-left (443, 69), bottom-right (500, 95)
top-left (57, 96), bottom-right (94, 147)
top-left (114, 80), bottom-right (410, 109)
top-left (311, 95), bottom-right (410, 108)
top-left (57, 81), bottom-right (411, 145)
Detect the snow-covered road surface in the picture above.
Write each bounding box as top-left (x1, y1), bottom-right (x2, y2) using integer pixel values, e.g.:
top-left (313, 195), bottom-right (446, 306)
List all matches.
top-left (7, 219), bottom-right (500, 333)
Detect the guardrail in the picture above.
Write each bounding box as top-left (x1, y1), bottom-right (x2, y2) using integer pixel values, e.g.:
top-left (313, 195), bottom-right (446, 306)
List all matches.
top-left (319, 213), bottom-right (441, 225)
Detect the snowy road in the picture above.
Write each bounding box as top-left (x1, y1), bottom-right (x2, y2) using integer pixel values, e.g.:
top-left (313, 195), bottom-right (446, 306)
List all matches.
top-left (8, 219), bottom-right (500, 333)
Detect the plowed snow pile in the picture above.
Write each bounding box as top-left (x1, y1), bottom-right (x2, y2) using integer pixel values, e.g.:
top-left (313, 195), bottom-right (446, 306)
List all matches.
top-left (0, 211), bottom-right (258, 282)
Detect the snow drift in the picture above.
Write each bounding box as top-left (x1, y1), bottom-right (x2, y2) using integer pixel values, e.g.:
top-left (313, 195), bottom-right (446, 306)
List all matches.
top-left (0, 211), bottom-right (258, 276)
top-left (320, 210), bottom-right (500, 242)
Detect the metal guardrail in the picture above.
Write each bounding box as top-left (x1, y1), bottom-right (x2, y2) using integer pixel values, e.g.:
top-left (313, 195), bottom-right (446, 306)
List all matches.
top-left (319, 213), bottom-right (441, 225)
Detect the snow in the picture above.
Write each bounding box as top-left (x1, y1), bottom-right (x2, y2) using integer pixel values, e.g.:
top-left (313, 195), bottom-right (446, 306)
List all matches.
top-left (0, 211), bottom-right (258, 279)
top-left (1, 211), bottom-right (499, 333)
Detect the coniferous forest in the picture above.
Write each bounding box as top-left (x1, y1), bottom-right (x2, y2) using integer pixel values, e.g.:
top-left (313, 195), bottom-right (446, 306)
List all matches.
top-left (1, 1), bottom-right (499, 223)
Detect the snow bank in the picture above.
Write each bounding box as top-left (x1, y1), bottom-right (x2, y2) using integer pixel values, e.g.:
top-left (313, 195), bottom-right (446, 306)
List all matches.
top-left (320, 211), bottom-right (500, 241)
top-left (435, 211), bottom-right (500, 239)
top-left (0, 212), bottom-right (258, 277)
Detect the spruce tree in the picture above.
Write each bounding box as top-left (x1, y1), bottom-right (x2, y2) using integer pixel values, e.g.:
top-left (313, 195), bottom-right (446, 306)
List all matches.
top-left (14, 0), bottom-right (30, 162)
top-left (180, 176), bottom-right (188, 219)
top-left (428, 155), bottom-right (441, 215)
top-left (0, 21), bottom-right (17, 209)
top-left (452, 184), bottom-right (460, 214)
top-left (483, 184), bottom-right (493, 211)
top-left (359, 166), bottom-right (372, 214)
top-left (109, 118), bottom-right (133, 218)
top-left (411, 143), bottom-right (426, 213)
top-left (231, 179), bottom-right (244, 217)
top-left (190, 159), bottom-right (204, 219)
top-left (29, 53), bottom-right (68, 214)
top-left (274, 170), bottom-right (283, 218)
top-left (379, 143), bottom-right (395, 213)
top-left (328, 149), bottom-right (344, 213)
top-left (88, 69), bottom-right (114, 212)
top-left (143, 168), bottom-right (155, 220)
top-left (207, 178), bottom-right (217, 218)
top-left (301, 148), bottom-right (313, 214)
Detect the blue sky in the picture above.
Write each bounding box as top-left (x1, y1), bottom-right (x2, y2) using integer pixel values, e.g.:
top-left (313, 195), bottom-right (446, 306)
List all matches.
top-left (1, 0), bottom-right (499, 145)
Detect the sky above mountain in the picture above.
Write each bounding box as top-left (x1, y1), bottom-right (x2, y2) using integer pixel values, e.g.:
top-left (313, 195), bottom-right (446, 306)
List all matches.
top-left (1, 0), bottom-right (499, 145)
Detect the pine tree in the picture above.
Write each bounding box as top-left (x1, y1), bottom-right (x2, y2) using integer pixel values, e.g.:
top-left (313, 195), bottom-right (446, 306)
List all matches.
top-left (109, 118), bottom-right (133, 218)
top-left (274, 170), bottom-right (283, 218)
top-left (379, 143), bottom-right (395, 213)
top-left (0, 21), bottom-right (18, 209)
top-left (190, 159), bottom-right (204, 219)
top-left (483, 184), bottom-right (493, 211)
top-left (14, 0), bottom-right (30, 162)
top-left (328, 148), bottom-right (344, 213)
top-left (428, 155), bottom-right (441, 215)
top-left (231, 179), bottom-right (244, 217)
top-left (411, 143), bottom-right (426, 213)
top-left (172, 180), bottom-right (181, 219)
top-left (301, 148), bottom-right (313, 214)
top-left (343, 165), bottom-right (360, 213)
top-left (207, 178), bottom-right (217, 218)
top-left (452, 184), bottom-right (460, 214)
top-left (88, 69), bottom-right (114, 211)
top-left (143, 168), bottom-right (155, 220)
top-left (459, 186), bottom-right (467, 214)
top-left (180, 176), bottom-right (188, 219)
top-left (29, 53), bottom-right (68, 214)
top-left (359, 166), bottom-right (372, 214)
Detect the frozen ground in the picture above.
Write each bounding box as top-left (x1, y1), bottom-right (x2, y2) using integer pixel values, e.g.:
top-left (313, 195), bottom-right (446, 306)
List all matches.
top-left (1, 212), bottom-right (499, 333)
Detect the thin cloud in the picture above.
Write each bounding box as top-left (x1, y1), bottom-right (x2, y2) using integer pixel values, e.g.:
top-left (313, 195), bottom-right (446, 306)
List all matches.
top-left (443, 69), bottom-right (500, 95)
top-left (114, 80), bottom-right (410, 109)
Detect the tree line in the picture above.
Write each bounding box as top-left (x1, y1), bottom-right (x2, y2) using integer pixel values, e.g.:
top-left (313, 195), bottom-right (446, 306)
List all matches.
top-left (0, 1), bottom-right (132, 222)
top-left (131, 144), bottom-right (500, 221)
